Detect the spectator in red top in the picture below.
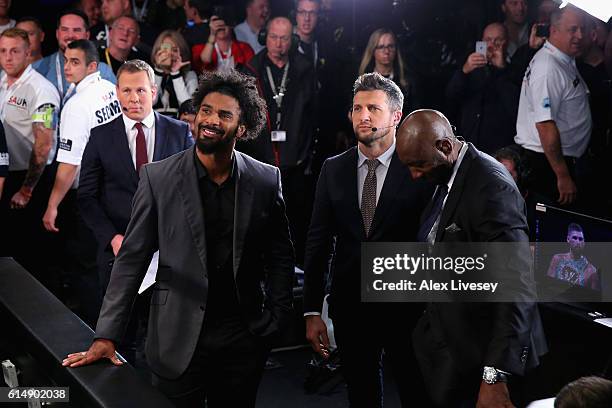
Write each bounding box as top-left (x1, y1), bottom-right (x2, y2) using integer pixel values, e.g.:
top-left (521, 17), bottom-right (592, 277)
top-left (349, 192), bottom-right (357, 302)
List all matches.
top-left (192, 11), bottom-right (254, 73)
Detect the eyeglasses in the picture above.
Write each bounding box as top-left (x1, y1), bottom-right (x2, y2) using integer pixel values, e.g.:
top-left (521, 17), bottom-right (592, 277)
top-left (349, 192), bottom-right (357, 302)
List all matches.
top-left (483, 38), bottom-right (506, 47)
top-left (296, 10), bottom-right (318, 18)
top-left (374, 44), bottom-right (396, 51)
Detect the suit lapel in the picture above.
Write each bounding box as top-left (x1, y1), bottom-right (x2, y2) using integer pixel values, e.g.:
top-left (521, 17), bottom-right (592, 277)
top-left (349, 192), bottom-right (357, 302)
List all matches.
top-left (369, 153), bottom-right (407, 237)
top-left (153, 112), bottom-right (168, 161)
top-left (176, 147), bottom-right (208, 273)
top-left (114, 116), bottom-right (139, 185)
top-left (233, 152), bottom-right (254, 278)
top-left (435, 144), bottom-right (476, 242)
top-left (344, 148), bottom-right (366, 238)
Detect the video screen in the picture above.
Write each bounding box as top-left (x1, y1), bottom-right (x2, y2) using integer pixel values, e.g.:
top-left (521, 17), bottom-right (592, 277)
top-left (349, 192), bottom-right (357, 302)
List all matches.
top-left (534, 204), bottom-right (612, 303)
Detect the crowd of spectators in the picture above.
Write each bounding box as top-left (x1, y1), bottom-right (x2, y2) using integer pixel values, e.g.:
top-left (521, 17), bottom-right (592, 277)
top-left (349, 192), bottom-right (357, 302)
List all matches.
top-left (0, 0), bottom-right (611, 389)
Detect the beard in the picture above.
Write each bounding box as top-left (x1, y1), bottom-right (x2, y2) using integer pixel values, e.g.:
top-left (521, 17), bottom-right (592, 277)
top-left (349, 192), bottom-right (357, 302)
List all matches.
top-left (195, 124), bottom-right (236, 154)
top-left (355, 126), bottom-right (388, 147)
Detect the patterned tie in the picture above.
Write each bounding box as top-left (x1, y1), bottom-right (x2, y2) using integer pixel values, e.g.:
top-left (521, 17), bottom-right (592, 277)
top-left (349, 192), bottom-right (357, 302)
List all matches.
top-left (417, 184), bottom-right (449, 242)
top-left (135, 122), bottom-right (148, 172)
top-left (361, 159), bottom-right (380, 237)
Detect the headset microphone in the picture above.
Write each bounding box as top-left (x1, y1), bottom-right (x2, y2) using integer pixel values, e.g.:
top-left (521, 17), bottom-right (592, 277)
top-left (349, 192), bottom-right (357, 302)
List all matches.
top-left (371, 124), bottom-right (396, 132)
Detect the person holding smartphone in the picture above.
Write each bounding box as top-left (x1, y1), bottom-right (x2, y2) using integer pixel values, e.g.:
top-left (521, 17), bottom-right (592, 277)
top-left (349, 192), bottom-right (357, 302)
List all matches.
top-left (151, 30), bottom-right (198, 117)
top-left (196, 9), bottom-right (254, 73)
top-left (445, 22), bottom-right (519, 155)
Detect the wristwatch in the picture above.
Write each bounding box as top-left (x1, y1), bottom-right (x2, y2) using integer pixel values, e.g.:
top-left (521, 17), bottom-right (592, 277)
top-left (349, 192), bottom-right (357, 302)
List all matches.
top-left (482, 366), bottom-right (510, 384)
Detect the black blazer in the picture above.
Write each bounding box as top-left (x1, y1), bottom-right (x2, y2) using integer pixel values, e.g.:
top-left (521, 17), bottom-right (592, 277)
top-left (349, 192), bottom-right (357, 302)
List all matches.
top-left (95, 148), bottom-right (295, 379)
top-left (412, 143), bottom-right (547, 405)
top-left (78, 112), bottom-right (193, 252)
top-left (303, 146), bottom-right (432, 320)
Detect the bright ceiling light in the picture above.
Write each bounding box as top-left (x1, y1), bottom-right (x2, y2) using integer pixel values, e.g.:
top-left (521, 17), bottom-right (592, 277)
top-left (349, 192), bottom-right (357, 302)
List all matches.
top-left (560, 0), bottom-right (612, 22)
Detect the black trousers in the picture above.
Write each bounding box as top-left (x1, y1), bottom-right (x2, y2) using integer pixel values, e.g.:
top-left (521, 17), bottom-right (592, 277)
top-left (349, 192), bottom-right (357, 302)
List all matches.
top-left (332, 305), bottom-right (432, 408)
top-left (521, 149), bottom-right (577, 206)
top-left (280, 164), bottom-right (314, 267)
top-left (0, 166), bottom-right (60, 293)
top-left (57, 190), bottom-right (101, 327)
top-left (152, 316), bottom-right (270, 408)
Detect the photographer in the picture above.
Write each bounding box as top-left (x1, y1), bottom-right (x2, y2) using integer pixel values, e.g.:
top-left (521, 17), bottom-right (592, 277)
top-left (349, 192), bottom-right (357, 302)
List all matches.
top-left (151, 30), bottom-right (198, 115)
top-left (445, 23), bottom-right (519, 154)
top-left (196, 10), bottom-right (254, 73)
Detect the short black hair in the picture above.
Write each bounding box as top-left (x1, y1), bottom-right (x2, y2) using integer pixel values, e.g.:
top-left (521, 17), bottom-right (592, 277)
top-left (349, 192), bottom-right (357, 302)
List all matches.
top-left (179, 99), bottom-right (196, 116)
top-left (186, 0), bottom-right (212, 19)
top-left (67, 39), bottom-right (99, 65)
top-left (567, 223), bottom-right (584, 236)
top-left (16, 16), bottom-right (43, 31)
top-left (494, 145), bottom-right (526, 183)
top-left (353, 72), bottom-right (403, 112)
top-left (57, 8), bottom-right (90, 31)
top-left (192, 70), bottom-right (267, 140)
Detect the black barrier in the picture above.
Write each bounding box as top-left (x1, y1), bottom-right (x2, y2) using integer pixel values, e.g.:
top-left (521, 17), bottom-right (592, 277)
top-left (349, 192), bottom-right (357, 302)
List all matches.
top-left (0, 257), bottom-right (174, 408)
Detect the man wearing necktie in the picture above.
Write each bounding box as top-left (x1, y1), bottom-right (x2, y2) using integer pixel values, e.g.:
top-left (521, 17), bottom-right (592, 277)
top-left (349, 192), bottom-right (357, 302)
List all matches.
top-left (396, 109), bottom-right (546, 407)
top-left (78, 59), bottom-right (193, 295)
top-left (303, 72), bottom-right (432, 407)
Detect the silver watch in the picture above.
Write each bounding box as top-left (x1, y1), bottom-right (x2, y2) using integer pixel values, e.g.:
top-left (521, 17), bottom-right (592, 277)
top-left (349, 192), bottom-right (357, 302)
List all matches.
top-left (482, 366), bottom-right (509, 384)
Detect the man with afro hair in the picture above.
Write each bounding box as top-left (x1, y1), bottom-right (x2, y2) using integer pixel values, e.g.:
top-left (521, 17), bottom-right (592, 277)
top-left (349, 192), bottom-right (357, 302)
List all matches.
top-left (63, 69), bottom-right (295, 408)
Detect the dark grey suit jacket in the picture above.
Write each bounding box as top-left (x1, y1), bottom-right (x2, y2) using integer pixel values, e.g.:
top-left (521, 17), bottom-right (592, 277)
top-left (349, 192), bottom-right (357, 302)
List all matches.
top-left (95, 148), bottom-right (295, 379)
top-left (412, 143), bottom-right (547, 405)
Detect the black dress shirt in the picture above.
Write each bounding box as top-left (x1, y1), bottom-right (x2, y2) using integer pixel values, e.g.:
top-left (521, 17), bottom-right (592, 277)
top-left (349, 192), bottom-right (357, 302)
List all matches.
top-left (194, 152), bottom-right (240, 322)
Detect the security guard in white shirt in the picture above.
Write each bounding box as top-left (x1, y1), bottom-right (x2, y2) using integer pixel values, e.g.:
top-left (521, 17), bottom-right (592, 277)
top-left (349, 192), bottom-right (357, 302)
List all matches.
top-left (44, 39), bottom-right (120, 232)
top-left (0, 28), bottom-right (60, 287)
top-left (42, 39), bottom-right (121, 325)
top-left (515, 6), bottom-right (591, 206)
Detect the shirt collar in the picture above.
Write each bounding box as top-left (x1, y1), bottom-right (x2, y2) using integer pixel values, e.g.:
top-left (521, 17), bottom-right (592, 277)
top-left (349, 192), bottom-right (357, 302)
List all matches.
top-left (194, 148), bottom-right (237, 182)
top-left (0, 64), bottom-right (34, 89)
top-left (543, 40), bottom-right (573, 65)
top-left (75, 71), bottom-right (101, 93)
top-left (123, 110), bottom-right (155, 130)
top-left (357, 138), bottom-right (396, 169)
top-left (447, 141), bottom-right (468, 191)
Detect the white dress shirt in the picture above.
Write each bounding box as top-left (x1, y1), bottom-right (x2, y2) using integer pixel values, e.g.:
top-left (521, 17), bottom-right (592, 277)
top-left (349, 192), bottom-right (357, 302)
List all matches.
top-left (123, 110), bottom-right (156, 170)
top-left (427, 141), bottom-right (469, 244)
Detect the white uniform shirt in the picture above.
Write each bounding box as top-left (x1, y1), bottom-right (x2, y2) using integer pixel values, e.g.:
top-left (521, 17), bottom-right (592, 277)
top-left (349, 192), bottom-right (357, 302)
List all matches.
top-left (57, 72), bottom-right (121, 188)
top-left (123, 111), bottom-right (156, 170)
top-left (514, 41), bottom-right (591, 158)
top-left (0, 65), bottom-right (60, 171)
